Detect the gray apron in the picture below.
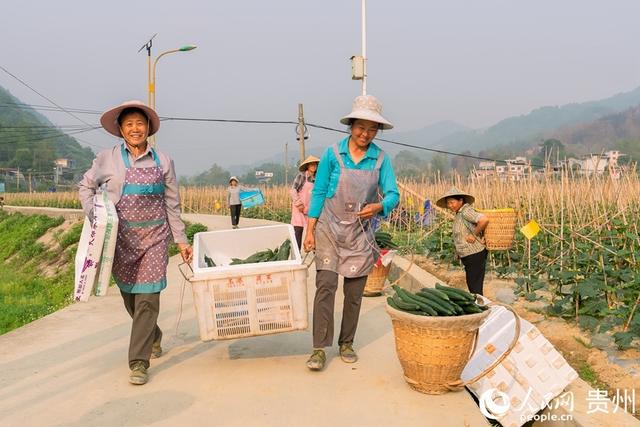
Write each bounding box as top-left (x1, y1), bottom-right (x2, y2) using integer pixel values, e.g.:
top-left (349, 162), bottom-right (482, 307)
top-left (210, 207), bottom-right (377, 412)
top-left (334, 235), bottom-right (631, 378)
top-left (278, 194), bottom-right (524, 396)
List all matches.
top-left (315, 144), bottom-right (383, 278)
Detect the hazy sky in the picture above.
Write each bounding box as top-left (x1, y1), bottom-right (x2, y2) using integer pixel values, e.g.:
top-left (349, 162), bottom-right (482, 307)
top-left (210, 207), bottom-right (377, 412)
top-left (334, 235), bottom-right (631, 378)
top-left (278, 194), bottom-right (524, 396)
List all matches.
top-left (2, 0), bottom-right (640, 173)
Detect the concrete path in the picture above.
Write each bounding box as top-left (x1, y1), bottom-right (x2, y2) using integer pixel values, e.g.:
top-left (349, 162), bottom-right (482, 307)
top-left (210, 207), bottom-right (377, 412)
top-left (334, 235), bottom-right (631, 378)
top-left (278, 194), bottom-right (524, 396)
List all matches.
top-left (0, 212), bottom-right (488, 427)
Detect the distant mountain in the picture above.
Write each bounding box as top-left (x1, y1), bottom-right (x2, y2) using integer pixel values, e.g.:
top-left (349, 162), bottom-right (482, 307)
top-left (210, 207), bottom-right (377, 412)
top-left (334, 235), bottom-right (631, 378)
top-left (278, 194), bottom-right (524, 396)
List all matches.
top-left (377, 120), bottom-right (470, 157)
top-left (431, 86), bottom-right (640, 155)
top-left (190, 86), bottom-right (640, 177)
top-left (0, 85), bottom-right (95, 178)
top-left (550, 106), bottom-right (640, 156)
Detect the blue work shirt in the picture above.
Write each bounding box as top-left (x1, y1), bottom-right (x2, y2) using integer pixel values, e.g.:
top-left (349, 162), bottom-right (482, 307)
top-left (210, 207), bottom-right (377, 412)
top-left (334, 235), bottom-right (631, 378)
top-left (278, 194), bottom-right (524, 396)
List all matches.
top-left (308, 136), bottom-right (400, 219)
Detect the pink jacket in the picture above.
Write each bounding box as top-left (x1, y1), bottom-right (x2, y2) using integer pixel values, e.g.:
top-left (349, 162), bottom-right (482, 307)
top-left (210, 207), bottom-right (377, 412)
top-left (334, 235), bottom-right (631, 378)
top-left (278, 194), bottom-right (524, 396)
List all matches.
top-left (289, 171), bottom-right (315, 227)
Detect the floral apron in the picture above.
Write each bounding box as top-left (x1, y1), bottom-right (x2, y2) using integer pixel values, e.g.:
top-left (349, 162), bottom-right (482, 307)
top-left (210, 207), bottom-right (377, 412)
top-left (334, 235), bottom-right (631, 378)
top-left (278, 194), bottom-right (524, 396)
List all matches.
top-left (314, 144), bottom-right (383, 278)
top-left (112, 144), bottom-right (170, 293)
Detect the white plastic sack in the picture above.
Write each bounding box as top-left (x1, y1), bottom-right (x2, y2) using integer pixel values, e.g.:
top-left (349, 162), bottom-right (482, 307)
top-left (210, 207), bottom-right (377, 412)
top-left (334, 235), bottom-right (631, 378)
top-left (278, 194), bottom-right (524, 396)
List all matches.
top-left (73, 191), bottom-right (117, 301)
top-left (94, 191), bottom-right (118, 296)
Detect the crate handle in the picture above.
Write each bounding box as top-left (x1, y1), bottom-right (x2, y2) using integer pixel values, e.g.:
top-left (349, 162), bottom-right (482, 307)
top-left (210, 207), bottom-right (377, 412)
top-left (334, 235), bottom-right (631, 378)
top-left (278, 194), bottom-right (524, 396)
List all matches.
top-left (178, 262), bottom-right (194, 282)
top-left (302, 251), bottom-right (315, 269)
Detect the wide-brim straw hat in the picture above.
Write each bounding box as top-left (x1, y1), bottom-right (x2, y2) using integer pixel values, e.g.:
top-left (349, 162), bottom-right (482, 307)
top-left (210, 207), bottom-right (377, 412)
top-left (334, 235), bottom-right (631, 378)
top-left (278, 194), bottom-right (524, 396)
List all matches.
top-left (100, 100), bottom-right (160, 138)
top-left (436, 187), bottom-right (475, 209)
top-left (229, 176), bottom-right (238, 183)
top-left (298, 155), bottom-right (320, 172)
top-left (339, 95), bottom-right (394, 130)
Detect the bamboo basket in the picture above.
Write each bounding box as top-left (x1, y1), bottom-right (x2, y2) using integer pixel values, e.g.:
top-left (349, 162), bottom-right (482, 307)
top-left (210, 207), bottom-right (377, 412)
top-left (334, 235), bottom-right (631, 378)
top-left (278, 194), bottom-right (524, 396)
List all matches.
top-left (363, 263), bottom-right (391, 297)
top-left (386, 303), bottom-right (490, 395)
top-left (478, 208), bottom-right (517, 250)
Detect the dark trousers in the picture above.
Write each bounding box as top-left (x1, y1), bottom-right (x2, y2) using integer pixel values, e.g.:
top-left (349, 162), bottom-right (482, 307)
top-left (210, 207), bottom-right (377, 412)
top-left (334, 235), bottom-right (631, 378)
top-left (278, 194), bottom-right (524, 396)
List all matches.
top-left (312, 270), bottom-right (367, 348)
top-left (293, 226), bottom-right (304, 250)
top-left (120, 291), bottom-right (162, 369)
top-left (230, 204), bottom-right (241, 226)
top-left (460, 249), bottom-right (488, 295)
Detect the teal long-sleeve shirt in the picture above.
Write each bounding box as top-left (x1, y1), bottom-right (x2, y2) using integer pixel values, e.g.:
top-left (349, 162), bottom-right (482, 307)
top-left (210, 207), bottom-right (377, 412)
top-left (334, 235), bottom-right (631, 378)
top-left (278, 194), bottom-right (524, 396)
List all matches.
top-left (308, 137), bottom-right (400, 219)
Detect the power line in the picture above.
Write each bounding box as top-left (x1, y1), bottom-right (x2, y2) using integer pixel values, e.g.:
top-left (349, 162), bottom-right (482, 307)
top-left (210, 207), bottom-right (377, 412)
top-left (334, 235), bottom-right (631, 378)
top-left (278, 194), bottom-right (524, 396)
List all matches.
top-left (160, 115), bottom-right (546, 168)
top-left (0, 126), bottom-right (102, 146)
top-left (0, 124), bottom-right (91, 129)
top-left (161, 116), bottom-right (297, 125)
top-left (0, 97), bottom-right (546, 168)
top-left (303, 123), bottom-right (546, 168)
top-left (0, 65), bottom-right (96, 127)
top-left (0, 102), bottom-right (102, 115)
top-left (0, 123), bottom-right (108, 149)
top-left (0, 67), bottom-right (107, 150)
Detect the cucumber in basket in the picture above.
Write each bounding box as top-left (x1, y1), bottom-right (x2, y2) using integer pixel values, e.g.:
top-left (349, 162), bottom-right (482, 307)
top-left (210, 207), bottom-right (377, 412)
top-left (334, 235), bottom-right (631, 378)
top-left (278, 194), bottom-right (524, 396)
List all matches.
top-left (388, 284), bottom-right (488, 316)
top-left (374, 230), bottom-right (398, 249)
top-left (229, 239), bottom-right (292, 265)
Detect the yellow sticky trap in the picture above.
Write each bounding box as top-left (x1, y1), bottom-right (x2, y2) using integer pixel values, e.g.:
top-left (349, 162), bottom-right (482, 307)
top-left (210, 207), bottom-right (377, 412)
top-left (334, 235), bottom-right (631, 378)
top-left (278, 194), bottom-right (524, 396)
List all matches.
top-left (407, 196), bottom-right (414, 207)
top-left (214, 201), bottom-right (221, 211)
top-left (520, 219), bottom-right (540, 240)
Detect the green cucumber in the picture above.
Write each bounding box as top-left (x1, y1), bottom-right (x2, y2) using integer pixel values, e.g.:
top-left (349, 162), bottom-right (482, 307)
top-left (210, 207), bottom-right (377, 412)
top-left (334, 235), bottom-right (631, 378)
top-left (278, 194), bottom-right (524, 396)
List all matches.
top-left (447, 301), bottom-right (465, 315)
top-left (387, 297), bottom-right (428, 316)
top-left (420, 287), bottom-right (451, 301)
top-left (437, 288), bottom-right (474, 302)
top-left (416, 292), bottom-right (456, 315)
top-left (436, 283), bottom-right (476, 301)
top-left (387, 297), bottom-right (401, 311)
top-left (462, 304), bottom-right (484, 314)
top-left (276, 239), bottom-right (291, 261)
top-left (394, 287), bottom-right (422, 306)
top-left (204, 254), bottom-right (216, 267)
top-left (392, 294), bottom-right (420, 311)
top-left (392, 286), bottom-right (437, 316)
top-left (419, 289), bottom-right (458, 310)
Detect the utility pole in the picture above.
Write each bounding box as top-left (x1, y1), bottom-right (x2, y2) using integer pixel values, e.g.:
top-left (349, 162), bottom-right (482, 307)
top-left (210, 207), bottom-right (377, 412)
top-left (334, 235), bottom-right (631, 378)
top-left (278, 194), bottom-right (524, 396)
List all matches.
top-left (297, 104), bottom-right (306, 162)
top-left (16, 167), bottom-right (19, 191)
top-left (350, 0), bottom-right (368, 95)
top-left (285, 142), bottom-right (289, 188)
top-left (138, 34), bottom-right (157, 109)
top-left (361, 0), bottom-right (367, 95)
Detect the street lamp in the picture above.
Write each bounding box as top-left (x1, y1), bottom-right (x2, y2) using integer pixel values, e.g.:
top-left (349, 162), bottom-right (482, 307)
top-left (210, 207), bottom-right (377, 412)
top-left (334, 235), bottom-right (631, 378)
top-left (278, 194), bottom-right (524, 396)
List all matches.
top-left (138, 36), bottom-right (197, 146)
top-left (150, 45), bottom-right (197, 112)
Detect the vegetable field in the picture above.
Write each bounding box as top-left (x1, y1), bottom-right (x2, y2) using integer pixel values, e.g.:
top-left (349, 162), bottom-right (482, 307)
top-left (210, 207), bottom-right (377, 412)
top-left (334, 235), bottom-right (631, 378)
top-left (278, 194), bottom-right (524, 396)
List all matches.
top-left (4, 170), bottom-right (640, 347)
top-left (396, 170), bottom-right (640, 350)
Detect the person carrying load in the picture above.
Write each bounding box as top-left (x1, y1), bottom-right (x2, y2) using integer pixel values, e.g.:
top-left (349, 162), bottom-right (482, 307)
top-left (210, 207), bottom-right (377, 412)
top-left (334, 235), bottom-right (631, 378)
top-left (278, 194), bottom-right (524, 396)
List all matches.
top-left (79, 100), bottom-right (192, 385)
top-left (436, 187), bottom-right (489, 295)
top-left (289, 155), bottom-right (320, 250)
top-left (304, 95), bottom-right (399, 371)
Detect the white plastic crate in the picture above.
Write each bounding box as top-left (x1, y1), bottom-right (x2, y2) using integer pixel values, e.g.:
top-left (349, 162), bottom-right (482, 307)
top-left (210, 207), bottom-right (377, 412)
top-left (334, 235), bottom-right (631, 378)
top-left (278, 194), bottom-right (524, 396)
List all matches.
top-left (193, 224), bottom-right (301, 278)
top-left (188, 225), bottom-right (308, 341)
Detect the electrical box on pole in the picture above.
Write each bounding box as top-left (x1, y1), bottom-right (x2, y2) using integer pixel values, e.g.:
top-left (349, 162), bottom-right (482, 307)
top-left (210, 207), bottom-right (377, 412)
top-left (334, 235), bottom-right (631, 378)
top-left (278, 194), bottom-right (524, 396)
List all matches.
top-left (351, 55), bottom-right (365, 80)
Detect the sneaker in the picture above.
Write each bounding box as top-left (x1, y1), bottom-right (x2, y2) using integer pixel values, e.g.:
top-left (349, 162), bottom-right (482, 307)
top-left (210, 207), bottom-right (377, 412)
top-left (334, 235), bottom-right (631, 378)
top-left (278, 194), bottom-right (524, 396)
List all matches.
top-left (150, 341), bottom-right (162, 359)
top-left (232, 225), bottom-right (238, 229)
top-left (306, 349), bottom-right (326, 371)
top-left (129, 361), bottom-right (148, 385)
top-left (339, 343), bottom-right (358, 363)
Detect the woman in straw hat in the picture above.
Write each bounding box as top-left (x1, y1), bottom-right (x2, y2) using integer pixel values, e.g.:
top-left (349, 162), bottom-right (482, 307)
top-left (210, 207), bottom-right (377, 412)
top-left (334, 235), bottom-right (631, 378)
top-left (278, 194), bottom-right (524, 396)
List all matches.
top-left (303, 95), bottom-right (399, 371)
top-left (79, 100), bottom-right (192, 385)
top-left (289, 155), bottom-right (320, 250)
top-left (227, 176), bottom-right (259, 229)
top-left (436, 187), bottom-right (489, 295)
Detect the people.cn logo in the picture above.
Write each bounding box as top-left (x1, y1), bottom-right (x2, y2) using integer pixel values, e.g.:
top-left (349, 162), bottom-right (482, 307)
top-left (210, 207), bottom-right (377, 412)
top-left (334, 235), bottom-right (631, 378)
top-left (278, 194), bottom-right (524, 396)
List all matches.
top-left (479, 388), bottom-right (511, 420)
